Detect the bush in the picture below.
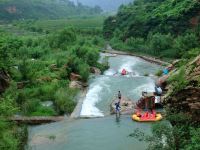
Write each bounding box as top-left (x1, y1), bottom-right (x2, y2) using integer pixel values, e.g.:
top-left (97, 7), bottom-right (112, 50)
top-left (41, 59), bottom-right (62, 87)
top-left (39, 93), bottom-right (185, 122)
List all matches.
top-left (130, 122), bottom-right (175, 150)
top-left (173, 33), bottom-right (199, 58)
top-left (30, 106), bottom-right (56, 116)
top-left (77, 63), bottom-right (90, 82)
top-left (182, 48), bottom-right (200, 60)
top-left (0, 120), bottom-right (19, 150)
top-left (49, 28), bottom-right (76, 49)
top-left (126, 37), bottom-right (145, 50)
top-left (0, 96), bottom-right (18, 117)
top-left (148, 33), bottom-right (173, 55)
top-left (155, 70), bottom-right (163, 77)
top-left (54, 88), bottom-right (77, 115)
top-left (184, 128), bottom-right (200, 150)
top-left (168, 67), bottom-right (189, 94)
top-left (22, 99), bottom-right (40, 115)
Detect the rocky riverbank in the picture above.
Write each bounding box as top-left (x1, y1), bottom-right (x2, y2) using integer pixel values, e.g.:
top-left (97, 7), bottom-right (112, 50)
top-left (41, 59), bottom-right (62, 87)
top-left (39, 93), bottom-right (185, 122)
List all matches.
top-left (163, 55), bottom-right (200, 121)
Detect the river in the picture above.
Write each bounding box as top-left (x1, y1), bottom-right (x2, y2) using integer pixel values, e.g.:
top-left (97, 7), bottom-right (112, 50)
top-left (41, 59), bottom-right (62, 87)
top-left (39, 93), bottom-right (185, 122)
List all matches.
top-left (27, 53), bottom-right (163, 150)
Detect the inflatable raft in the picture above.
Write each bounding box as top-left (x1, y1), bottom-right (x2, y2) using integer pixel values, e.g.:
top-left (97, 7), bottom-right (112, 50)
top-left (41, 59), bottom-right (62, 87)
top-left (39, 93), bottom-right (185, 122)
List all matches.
top-left (121, 69), bottom-right (127, 75)
top-left (132, 112), bottom-right (162, 122)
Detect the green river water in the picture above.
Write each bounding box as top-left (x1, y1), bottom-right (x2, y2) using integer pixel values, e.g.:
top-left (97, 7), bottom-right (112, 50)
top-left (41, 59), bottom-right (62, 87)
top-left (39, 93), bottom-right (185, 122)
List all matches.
top-left (27, 54), bottom-right (163, 150)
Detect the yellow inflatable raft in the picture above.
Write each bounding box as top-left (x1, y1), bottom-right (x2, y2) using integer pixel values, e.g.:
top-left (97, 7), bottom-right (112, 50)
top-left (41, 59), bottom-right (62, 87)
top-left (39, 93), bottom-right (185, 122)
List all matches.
top-left (132, 113), bottom-right (162, 122)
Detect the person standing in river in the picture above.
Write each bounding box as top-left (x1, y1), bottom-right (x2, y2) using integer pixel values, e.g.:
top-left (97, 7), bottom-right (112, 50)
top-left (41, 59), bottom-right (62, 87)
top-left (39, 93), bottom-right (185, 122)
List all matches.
top-left (115, 91), bottom-right (122, 115)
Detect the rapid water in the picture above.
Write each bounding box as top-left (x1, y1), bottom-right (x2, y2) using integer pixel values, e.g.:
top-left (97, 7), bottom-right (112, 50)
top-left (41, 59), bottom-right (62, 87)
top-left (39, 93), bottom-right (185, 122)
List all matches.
top-left (27, 54), bottom-right (163, 150)
top-left (80, 55), bottom-right (160, 117)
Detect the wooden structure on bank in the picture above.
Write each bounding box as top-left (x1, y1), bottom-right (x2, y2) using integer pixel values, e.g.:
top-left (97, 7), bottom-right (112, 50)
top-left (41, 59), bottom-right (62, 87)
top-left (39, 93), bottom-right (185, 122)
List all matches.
top-left (136, 92), bottom-right (156, 110)
top-left (10, 116), bottom-right (64, 125)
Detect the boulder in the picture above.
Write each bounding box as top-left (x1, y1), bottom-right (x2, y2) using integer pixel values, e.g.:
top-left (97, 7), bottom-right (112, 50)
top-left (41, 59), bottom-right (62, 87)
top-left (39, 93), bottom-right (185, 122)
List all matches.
top-left (90, 67), bottom-right (101, 75)
top-left (156, 75), bottom-right (169, 88)
top-left (69, 81), bottom-right (88, 89)
top-left (110, 97), bottom-right (135, 115)
top-left (70, 73), bottom-right (81, 81)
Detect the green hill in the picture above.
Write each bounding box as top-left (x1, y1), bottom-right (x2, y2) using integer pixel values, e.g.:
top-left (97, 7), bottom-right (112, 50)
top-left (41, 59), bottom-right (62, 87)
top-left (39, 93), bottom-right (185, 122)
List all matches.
top-left (0, 0), bottom-right (102, 21)
top-left (104, 0), bottom-right (200, 38)
top-left (103, 0), bottom-right (200, 58)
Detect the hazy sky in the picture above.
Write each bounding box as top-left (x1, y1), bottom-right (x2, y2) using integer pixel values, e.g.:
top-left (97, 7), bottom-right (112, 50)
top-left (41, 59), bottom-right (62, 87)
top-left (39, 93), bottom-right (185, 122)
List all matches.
top-left (69, 0), bottom-right (133, 12)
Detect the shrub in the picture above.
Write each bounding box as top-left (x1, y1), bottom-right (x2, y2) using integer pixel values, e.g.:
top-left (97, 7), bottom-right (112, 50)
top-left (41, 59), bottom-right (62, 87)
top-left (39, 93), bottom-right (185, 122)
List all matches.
top-left (182, 48), bottom-right (200, 60)
top-left (0, 120), bottom-right (19, 150)
top-left (184, 128), bottom-right (200, 150)
top-left (30, 106), bottom-right (56, 116)
top-left (155, 70), bottom-right (163, 77)
top-left (49, 28), bottom-right (76, 49)
top-left (130, 122), bottom-right (175, 150)
top-left (84, 47), bottom-right (99, 66)
top-left (148, 33), bottom-right (173, 55)
top-left (22, 99), bottom-right (40, 115)
top-left (173, 33), bottom-right (199, 58)
top-left (126, 37), bottom-right (145, 50)
top-left (77, 62), bottom-right (90, 82)
top-left (0, 96), bottom-right (18, 117)
top-left (54, 88), bottom-right (77, 115)
top-left (168, 67), bottom-right (189, 94)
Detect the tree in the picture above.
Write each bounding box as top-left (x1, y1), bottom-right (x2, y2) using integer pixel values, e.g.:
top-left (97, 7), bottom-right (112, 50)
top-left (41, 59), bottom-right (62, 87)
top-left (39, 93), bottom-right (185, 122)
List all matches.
top-left (49, 28), bottom-right (76, 49)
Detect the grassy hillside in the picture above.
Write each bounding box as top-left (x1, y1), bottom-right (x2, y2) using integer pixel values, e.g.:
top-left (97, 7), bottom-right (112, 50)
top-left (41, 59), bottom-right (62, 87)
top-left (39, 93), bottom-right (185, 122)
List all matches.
top-left (0, 13), bottom-right (107, 148)
top-left (0, 0), bottom-right (102, 21)
top-left (14, 16), bottom-right (106, 33)
top-left (103, 0), bottom-right (200, 59)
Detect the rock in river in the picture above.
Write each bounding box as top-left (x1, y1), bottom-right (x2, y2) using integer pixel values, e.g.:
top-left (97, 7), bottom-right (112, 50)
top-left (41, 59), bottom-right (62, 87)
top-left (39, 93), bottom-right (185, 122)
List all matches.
top-left (110, 97), bottom-right (135, 115)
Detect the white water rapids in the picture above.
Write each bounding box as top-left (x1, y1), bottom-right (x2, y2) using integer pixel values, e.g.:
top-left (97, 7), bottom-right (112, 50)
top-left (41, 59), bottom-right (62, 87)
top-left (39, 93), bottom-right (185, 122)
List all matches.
top-left (80, 54), bottom-right (161, 117)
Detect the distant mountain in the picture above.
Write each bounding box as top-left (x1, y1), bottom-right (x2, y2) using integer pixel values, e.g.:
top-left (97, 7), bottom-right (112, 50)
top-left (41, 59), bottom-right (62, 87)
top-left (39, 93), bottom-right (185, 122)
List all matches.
top-left (69, 0), bottom-right (133, 12)
top-left (0, 0), bottom-right (102, 21)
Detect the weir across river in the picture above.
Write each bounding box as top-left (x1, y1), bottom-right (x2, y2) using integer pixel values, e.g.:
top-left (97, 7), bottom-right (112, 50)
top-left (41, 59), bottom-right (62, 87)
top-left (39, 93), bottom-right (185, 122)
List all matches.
top-left (10, 116), bottom-right (64, 125)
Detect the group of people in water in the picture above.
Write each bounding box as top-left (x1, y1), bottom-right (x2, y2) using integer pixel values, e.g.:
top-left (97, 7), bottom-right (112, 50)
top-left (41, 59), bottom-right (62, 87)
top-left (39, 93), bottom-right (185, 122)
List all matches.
top-left (115, 86), bottom-right (163, 114)
top-left (114, 66), bottom-right (170, 114)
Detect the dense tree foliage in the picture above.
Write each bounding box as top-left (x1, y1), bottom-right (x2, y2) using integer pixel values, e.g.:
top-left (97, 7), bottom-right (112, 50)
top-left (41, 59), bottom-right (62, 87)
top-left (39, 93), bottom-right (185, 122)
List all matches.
top-left (0, 0), bottom-right (102, 21)
top-left (0, 16), bottom-right (106, 149)
top-left (131, 112), bottom-right (200, 150)
top-left (0, 27), bottom-right (103, 115)
top-left (103, 0), bottom-right (200, 59)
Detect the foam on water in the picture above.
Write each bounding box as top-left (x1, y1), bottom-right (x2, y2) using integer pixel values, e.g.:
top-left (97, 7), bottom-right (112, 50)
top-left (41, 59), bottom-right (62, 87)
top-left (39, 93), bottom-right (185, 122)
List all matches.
top-left (104, 69), bottom-right (116, 76)
top-left (118, 57), bottom-right (139, 72)
top-left (80, 76), bottom-right (110, 117)
top-left (131, 78), bottom-right (155, 98)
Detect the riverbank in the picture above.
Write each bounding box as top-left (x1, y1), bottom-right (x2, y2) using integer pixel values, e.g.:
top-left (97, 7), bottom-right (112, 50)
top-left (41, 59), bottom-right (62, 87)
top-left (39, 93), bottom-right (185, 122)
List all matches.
top-left (102, 49), bottom-right (171, 66)
top-left (70, 89), bottom-right (88, 118)
top-left (71, 51), bottom-right (167, 119)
